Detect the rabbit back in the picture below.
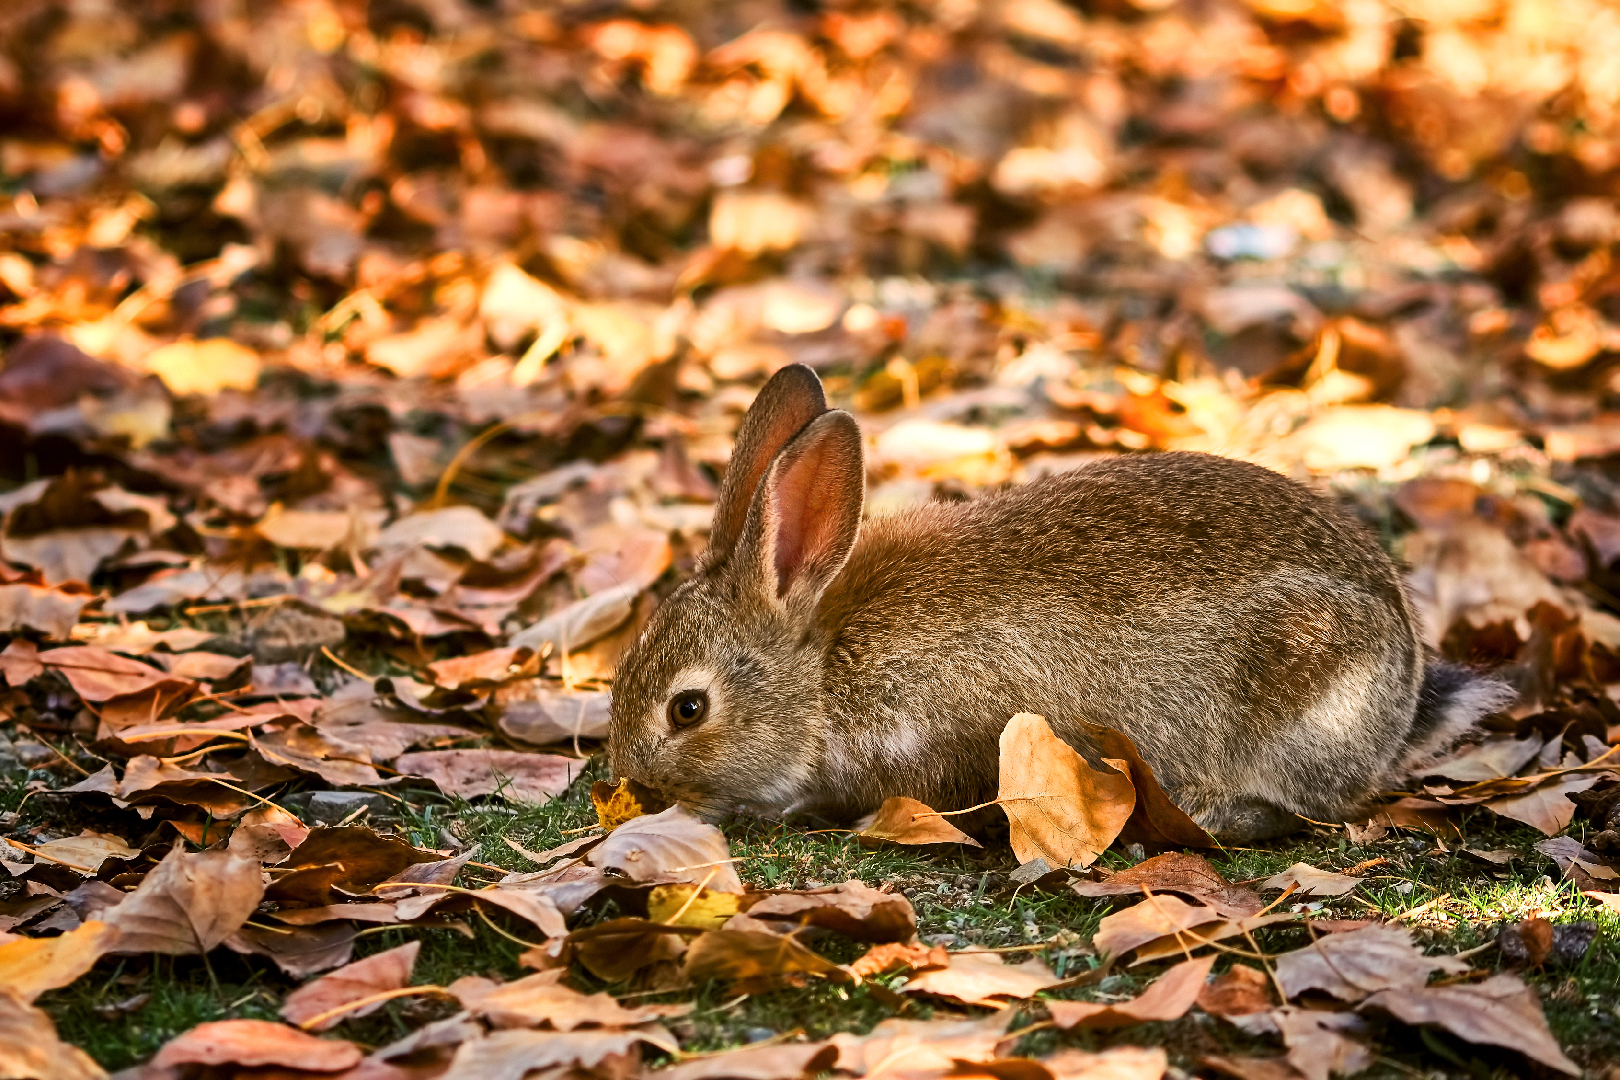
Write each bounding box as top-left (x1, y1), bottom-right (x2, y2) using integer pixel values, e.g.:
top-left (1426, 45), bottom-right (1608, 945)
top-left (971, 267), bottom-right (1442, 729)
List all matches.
top-left (810, 451), bottom-right (1424, 837)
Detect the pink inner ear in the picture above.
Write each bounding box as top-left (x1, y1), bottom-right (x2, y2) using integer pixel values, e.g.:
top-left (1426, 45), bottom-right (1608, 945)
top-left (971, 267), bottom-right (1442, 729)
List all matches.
top-left (771, 440), bottom-right (839, 598)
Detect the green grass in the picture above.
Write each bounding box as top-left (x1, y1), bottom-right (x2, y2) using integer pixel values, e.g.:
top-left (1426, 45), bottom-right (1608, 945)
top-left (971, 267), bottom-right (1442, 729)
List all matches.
top-left (9, 746), bottom-right (1620, 1075)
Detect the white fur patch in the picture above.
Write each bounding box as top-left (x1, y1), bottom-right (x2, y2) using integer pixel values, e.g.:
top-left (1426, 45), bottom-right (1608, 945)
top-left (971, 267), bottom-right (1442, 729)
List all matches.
top-left (1400, 676), bottom-right (1517, 777)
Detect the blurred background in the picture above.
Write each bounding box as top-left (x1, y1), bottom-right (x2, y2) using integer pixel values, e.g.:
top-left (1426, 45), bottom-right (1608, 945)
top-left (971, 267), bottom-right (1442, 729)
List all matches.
top-left (2, 0), bottom-right (1620, 676)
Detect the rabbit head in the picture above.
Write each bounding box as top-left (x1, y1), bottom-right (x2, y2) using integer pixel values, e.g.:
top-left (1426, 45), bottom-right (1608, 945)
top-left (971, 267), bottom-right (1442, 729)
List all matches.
top-left (609, 365), bottom-right (865, 821)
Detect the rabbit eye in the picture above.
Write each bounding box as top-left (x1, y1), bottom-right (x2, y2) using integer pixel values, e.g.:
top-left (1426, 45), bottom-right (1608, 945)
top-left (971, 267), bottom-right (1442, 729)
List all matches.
top-left (668, 689), bottom-right (709, 729)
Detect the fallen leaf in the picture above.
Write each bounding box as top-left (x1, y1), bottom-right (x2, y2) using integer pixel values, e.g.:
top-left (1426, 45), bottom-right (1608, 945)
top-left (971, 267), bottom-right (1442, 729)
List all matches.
top-left (102, 846), bottom-right (264, 955)
top-left (589, 805), bottom-right (743, 893)
top-left (829, 1014), bottom-right (1011, 1080)
top-left (0, 987), bottom-right (107, 1080)
top-left (1197, 964), bottom-right (1278, 1018)
top-left (395, 748), bottom-right (580, 803)
top-left (280, 826), bottom-right (445, 893)
top-left (1258, 863), bottom-right (1361, 898)
top-left (654, 1041), bottom-right (837, 1080)
top-left (1085, 725), bottom-right (1215, 848)
top-left (150, 1019), bottom-right (364, 1072)
top-left (1362, 973), bottom-right (1579, 1075)
top-left (1273, 925), bottom-right (1468, 1003)
top-left (684, 928), bottom-right (850, 991)
top-left (146, 338), bottom-right (261, 395)
top-left (648, 883), bottom-right (741, 929)
top-left (1482, 774), bottom-right (1599, 835)
top-left (566, 918), bottom-right (695, 982)
top-left (741, 880), bottom-right (916, 942)
top-left (857, 797), bottom-right (982, 847)
top-left (902, 948), bottom-right (1061, 1006)
top-left (1032, 1047), bottom-right (1170, 1080)
top-left (225, 921), bottom-right (358, 978)
top-left (427, 646), bottom-right (536, 690)
top-left (0, 920), bottom-right (119, 1002)
top-left (37, 645), bottom-right (192, 701)
top-left (592, 777), bottom-right (672, 828)
top-left (847, 942), bottom-right (951, 981)
top-left (443, 1026), bottom-right (679, 1078)
top-left (1046, 954), bottom-right (1215, 1028)
top-left (1272, 1008), bottom-right (1372, 1080)
top-left (281, 941), bottom-right (420, 1031)
top-left (997, 713), bottom-right (1135, 869)
top-left (26, 831), bottom-right (139, 875)
top-left (375, 506), bottom-right (507, 561)
top-left (450, 968), bottom-right (679, 1029)
top-left (1071, 852), bottom-right (1263, 917)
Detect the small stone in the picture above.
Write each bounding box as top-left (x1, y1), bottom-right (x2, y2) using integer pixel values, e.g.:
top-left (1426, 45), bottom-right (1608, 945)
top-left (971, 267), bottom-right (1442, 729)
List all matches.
top-left (1552, 922), bottom-right (1600, 965)
top-left (13, 741), bottom-right (55, 768)
top-left (922, 933), bottom-right (960, 948)
top-left (743, 1028), bottom-right (776, 1044)
top-left (303, 790), bottom-right (390, 825)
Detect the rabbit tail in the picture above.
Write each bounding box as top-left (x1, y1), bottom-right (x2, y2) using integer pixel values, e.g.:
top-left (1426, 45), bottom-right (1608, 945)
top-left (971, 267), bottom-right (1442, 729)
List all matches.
top-left (1399, 657), bottom-right (1515, 778)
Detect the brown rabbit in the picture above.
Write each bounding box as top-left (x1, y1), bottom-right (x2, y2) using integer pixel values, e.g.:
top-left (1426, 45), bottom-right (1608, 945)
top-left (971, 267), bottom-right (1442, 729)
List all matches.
top-left (608, 364), bottom-right (1509, 840)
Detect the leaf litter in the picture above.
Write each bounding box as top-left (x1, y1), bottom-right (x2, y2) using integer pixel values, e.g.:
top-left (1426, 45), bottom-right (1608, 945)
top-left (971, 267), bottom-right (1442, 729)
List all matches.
top-left (3, 0), bottom-right (1620, 1072)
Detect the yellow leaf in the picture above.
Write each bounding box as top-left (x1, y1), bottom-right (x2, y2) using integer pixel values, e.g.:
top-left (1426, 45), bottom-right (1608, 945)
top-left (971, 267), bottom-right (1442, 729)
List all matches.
top-left (591, 778), bottom-right (670, 829)
top-left (996, 713), bottom-right (1135, 868)
top-left (647, 884), bottom-right (740, 929)
top-left (146, 339), bottom-right (261, 396)
top-left (0, 920), bottom-right (119, 1003)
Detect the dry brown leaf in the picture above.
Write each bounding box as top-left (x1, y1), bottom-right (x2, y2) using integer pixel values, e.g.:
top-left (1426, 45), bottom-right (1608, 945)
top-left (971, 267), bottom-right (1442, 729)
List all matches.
top-left (589, 805), bottom-right (743, 893)
top-left (1363, 973), bottom-right (1579, 1074)
top-left (280, 826), bottom-right (445, 893)
top-left (37, 645), bottom-right (193, 701)
top-left (684, 928), bottom-right (850, 991)
top-left (0, 986), bottom-right (107, 1080)
top-left (846, 942), bottom-right (951, 980)
top-left (395, 748), bottom-right (581, 803)
top-left (1032, 1047), bottom-right (1170, 1080)
top-left (741, 880), bottom-right (916, 943)
top-left (26, 831), bottom-right (139, 875)
top-left (654, 1041), bottom-right (837, 1080)
top-left (566, 918), bottom-right (696, 982)
top-left (1085, 725), bottom-right (1215, 848)
top-left (443, 1026), bottom-right (680, 1078)
top-left (1046, 954), bottom-right (1215, 1028)
top-left (0, 919), bottom-right (118, 1002)
top-left (450, 968), bottom-right (679, 1029)
top-left (281, 941), bottom-right (419, 1031)
top-left (1196, 964), bottom-right (1278, 1018)
top-left (1096, 900), bottom-right (1294, 965)
top-left (150, 1019), bottom-right (363, 1072)
top-left (901, 948), bottom-right (1061, 1006)
top-left (829, 1014), bottom-right (1011, 1080)
top-left (1071, 852), bottom-right (1263, 917)
top-left (427, 646), bottom-right (537, 689)
top-left (1272, 1008), bottom-right (1372, 1080)
top-left (225, 921), bottom-right (358, 978)
top-left (997, 713), bottom-right (1135, 868)
top-left (103, 846), bottom-right (265, 955)
top-left (1481, 774), bottom-right (1598, 835)
top-left (857, 796), bottom-right (982, 847)
top-left (1258, 863), bottom-right (1361, 898)
top-left (1273, 925), bottom-right (1468, 1003)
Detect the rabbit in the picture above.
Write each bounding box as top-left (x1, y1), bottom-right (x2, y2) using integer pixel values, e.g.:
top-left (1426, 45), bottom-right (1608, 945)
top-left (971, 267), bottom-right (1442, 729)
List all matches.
top-left (607, 364), bottom-right (1511, 841)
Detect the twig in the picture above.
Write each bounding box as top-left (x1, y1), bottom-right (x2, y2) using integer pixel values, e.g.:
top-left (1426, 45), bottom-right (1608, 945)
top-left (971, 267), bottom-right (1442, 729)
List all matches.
top-left (295, 986), bottom-right (454, 1031)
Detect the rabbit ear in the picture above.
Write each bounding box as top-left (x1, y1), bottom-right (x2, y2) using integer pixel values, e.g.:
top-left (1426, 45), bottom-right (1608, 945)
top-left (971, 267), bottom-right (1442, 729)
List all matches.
top-left (703, 364), bottom-right (827, 572)
top-left (740, 410), bottom-right (865, 611)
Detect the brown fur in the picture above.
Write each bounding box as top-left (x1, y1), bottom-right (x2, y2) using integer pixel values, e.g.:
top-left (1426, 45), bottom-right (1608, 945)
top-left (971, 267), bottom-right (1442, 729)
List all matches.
top-left (608, 365), bottom-right (1507, 841)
